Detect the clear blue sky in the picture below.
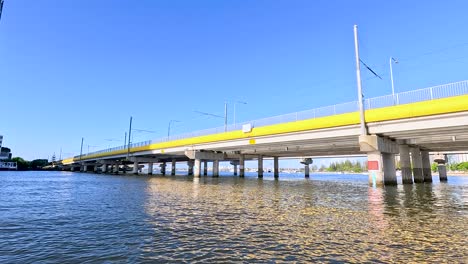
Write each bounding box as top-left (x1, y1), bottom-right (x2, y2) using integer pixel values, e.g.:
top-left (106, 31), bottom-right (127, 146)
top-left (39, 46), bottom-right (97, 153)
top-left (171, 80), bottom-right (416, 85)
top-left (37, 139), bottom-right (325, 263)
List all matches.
top-left (1, 0), bottom-right (467, 161)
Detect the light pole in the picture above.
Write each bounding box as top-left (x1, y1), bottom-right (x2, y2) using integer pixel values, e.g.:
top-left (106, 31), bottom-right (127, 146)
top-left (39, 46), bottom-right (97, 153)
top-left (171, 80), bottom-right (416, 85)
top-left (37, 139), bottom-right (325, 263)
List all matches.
top-left (389, 57), bottom-right (398, 103)
top-left (233, 101), bottom-right (247, 125)
top-left (353, 25), bottom-right (367, 136)
top-left (80, 137), bottom-right (84, 161)
top-left (127, 116), bottom-right (132, 159)
top-left (167, 120), bottom-right (180, 140)
top-left (224, 101), bottom-right (228, 132)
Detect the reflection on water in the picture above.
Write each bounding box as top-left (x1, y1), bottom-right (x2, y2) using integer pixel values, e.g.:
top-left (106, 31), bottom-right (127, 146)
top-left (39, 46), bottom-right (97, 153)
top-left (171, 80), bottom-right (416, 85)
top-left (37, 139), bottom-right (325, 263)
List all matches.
top-left (0, 171), bottom-right (466, 263)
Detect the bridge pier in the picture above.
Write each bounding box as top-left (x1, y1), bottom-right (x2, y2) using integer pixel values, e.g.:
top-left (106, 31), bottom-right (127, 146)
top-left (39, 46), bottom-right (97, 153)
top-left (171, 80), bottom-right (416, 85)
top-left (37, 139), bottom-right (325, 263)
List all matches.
top-left (421, 151), bottom-right (432, 182)
top-left (160, 162), bottom-right (166, 176)
top-left (258, 155), bottom-right (263, 178)
top-left (148, 163), bottom-right (153, 175)
top-left (113, 164), bottom-right (119, 174)
top-left (230, 161), bottom-right (239, 176)
top-left (399, 145), bottom-right (413, 184)
top-left (360, 135), bottom-right (398, 186)
top-left (171, 159), bottom-right (176, 175)
top-left (300, 158), bottom-right (313, 178)
top-left (83, 165), bottom-right (88, 172)
top-left (410, 147), bottom-right (424, 183)
top-left (194, 159), bottom-right (201, 177)
top-left (203, 161), bottom-right (208, 176)
top-left (274, 157), bottom-right (279, 178)
top-left (132, 161), bottom-right (139, 174)
top-left (188, 160), bottom-right (194, 176)
top-left (434, 154), bottom-right (448, 182)
top-left (239, 155), bottom-right (245, 177)
top-left (367, 152), bottom-right (397, 186)
top-left (213, 160), bottom-right (219, 177)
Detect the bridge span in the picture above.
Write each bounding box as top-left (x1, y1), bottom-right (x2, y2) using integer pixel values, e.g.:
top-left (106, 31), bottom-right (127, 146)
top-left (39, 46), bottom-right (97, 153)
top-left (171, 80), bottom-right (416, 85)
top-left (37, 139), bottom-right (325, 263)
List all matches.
top-left (59, 80), bottom-right (468, 186)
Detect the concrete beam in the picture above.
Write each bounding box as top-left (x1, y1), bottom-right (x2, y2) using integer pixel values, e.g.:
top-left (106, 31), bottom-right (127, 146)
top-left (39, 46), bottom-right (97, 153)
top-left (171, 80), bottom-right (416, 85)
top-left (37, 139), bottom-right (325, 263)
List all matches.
top-left (127, 157), bottom-right (159, 163)
top-left (185, 150), bottom-right (225, 160)
top-left (359, 135), bottom-right (398, 154)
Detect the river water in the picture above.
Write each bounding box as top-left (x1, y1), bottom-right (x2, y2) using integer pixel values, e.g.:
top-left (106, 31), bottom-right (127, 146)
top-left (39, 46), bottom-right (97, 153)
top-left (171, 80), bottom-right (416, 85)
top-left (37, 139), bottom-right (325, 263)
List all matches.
top-left (0, 171), bottom-right (466, 263)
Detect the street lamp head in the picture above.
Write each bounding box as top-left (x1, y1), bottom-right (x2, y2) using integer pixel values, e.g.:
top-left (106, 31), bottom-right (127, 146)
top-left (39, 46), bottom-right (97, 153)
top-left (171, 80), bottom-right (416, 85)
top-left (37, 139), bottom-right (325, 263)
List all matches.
top-left (391, 57), bottom-right (398, 63)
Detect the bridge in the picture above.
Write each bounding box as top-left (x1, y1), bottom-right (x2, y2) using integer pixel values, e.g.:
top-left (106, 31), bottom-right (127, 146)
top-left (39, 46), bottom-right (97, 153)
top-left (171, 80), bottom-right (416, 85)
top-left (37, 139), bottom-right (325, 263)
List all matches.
top-left (59, 80), bottom-right (468, 186)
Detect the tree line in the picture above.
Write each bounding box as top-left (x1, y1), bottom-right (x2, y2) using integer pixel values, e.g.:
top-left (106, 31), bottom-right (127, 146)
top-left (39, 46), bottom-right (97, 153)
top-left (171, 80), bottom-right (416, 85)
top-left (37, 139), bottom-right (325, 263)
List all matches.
top-left (8, 157), bottom-right (49, 170)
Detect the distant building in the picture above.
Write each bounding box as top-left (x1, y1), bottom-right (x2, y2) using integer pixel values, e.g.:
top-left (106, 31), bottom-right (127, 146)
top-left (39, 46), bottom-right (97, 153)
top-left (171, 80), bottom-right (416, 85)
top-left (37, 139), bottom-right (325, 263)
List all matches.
top-left (0, 135), bottom-right (12, 160)
top-left (448, 153), bottom-right (468, 163)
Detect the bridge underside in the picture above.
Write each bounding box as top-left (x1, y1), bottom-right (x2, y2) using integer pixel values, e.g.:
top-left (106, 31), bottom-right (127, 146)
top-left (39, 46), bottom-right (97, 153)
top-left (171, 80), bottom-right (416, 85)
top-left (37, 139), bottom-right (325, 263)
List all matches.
top-left (61, 111), bottom-right (468, 186)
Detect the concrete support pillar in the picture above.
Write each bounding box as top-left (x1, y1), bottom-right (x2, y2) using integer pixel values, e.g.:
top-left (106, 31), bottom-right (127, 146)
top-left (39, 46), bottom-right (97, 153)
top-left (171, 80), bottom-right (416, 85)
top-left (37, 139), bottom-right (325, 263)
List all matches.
top-left (367, 151), bottom-right (397, 186)
top-left (213, 160), bottom-right (219, 177)
top-left (113, 164), bottom-right (119, 174)
top-left (94, 165), bottom-right (99, 173)
top-left (239, 155), bottom-right (245, 177)
top-left (102, 164), bottom-right (107, 173)
top-left (301, 158), bottom-right (313, 178)
top-left (83, 165), bottom-right (88, 172)
top-left (194, 159), bottom-right (201, 178)
top-left (230, 160), bottom-right (239, 176)
top-left (71, 166), bottom-right (75, 172)
top-left (438, 165), bottom-right (447, 182)
top-left (258, 155), bottom-right (263, 178)
top-left (273, 157), bottom-right (279, 178)
top-left (132, 161), bottom-right (138, 174)
top-left (188, 160), bottom-right (194, 176)
top-left (410, 147), bottom-right (424, 183)
top-left (434, 154), bottom-right (447, 182)
top-left (160, 162), bottom-right (166, 176)
top-left (399, 145), bottom-right (413, 184)
top-left (421, 151), bottom-right (432, 183)
top-left (147, 163), bottom-right (153, 175)
top-left (171, 159), bottom-right (176, 175)
top-left (202, 160), bottom-right (208, 176)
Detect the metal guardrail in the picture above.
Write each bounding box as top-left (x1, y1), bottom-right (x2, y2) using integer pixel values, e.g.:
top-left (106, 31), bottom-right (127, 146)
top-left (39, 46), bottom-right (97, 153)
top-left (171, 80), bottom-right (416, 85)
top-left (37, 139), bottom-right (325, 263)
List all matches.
top-left (83, 80), bottom-right (468, 158)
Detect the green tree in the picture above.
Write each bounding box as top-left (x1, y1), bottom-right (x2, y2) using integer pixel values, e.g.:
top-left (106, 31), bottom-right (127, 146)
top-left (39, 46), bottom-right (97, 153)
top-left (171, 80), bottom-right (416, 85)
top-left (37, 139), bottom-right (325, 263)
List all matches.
top-left (431, 163), bottom-right (438, 172)
top-left (11, 157), bottom-right (30, 170)
top-left (30, 159), bottom-right (49, 169)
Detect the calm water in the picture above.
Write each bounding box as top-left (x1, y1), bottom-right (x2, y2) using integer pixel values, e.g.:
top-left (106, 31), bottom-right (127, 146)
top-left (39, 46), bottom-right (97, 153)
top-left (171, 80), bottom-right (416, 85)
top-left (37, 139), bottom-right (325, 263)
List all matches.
top-left (0, 171), bottom-right (467, 263)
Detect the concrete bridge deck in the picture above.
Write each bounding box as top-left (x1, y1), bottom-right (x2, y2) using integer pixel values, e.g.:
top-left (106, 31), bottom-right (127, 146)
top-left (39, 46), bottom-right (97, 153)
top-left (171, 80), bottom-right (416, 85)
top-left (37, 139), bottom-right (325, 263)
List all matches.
top-left (59, 80), bottom-right (468, 186)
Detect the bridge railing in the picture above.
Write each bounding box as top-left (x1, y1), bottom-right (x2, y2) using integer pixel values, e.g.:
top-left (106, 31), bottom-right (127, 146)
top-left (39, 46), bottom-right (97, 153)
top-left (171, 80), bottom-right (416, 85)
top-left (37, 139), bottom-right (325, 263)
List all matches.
top-left (82, 80), bottom-right (468, 158)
